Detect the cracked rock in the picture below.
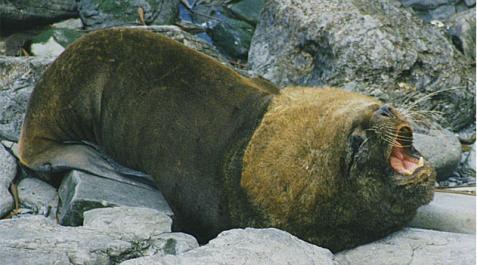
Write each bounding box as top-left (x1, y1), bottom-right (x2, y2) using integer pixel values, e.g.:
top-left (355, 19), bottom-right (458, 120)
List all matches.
top-left (335, 228), bottom-right (476, 265)
top-left (58, 170), bottom-right (173, 226)
top-left (0, 207), bottom-right (198, 265)
top-left (121, 228), bottom-right (337, 265)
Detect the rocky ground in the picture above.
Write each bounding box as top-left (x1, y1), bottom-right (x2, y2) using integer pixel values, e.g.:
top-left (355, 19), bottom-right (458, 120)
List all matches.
top-left (0, 0), bottom-right (475, 264)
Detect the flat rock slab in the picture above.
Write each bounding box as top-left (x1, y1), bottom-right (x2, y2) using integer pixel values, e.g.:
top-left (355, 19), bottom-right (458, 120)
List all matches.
top-left (0, 207), bottom-right (198, 265)
top-left (335, 228), bottom-right (476, 265)
top-left (409, 192), bottom-right (476, 234)
top-left (121, 228), bottom-right (338, 265)
top-left (58, 170), bottom-right (173, 226)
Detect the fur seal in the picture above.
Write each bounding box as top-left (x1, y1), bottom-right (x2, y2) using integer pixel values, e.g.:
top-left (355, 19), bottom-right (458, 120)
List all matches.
top-left (18, 28), bottom-right (435, 251)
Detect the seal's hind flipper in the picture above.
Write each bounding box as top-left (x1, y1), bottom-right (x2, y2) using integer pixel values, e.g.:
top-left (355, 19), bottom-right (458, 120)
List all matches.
top-left (24, 140), bottom-right (156, 189)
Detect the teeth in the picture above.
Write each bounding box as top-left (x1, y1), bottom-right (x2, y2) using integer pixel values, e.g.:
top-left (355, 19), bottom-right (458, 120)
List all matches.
top-left (418, 157), bottom-right (424, 168)
top-left (403, 157), bottom-right (425, 176)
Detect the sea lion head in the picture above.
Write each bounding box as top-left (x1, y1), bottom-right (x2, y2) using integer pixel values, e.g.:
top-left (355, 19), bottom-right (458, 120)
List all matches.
top-left (241, 87), bottom-right (435, 251)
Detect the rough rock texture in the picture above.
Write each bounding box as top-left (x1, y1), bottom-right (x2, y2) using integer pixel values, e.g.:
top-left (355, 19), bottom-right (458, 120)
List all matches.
top-left (0, 144), bottom-right (16, 217)
top-left (58, 170), bottom-right (173, 226)
top-left (78, 0), bottom-right (179, 30)
top-left (249, 0), bottom-right (475, 130)
top-left (413, 129), bottom-right (462, 179)
top-left (0, 0), bottom-right (78, 31)
top-left (121, 228), bottom-right (337, 265)
top-left (410, 192), bottom-right (476, 234)
top-left (0, 207), bottom-right (198, 265)
top-left (335, 228), bottom-right (476, 265)
top-left (447, 8), bottom-right (476, 61)
top-left (17, 177), bottom-right (59, 219)
top-left (0, 56), bottom-right (53, 141)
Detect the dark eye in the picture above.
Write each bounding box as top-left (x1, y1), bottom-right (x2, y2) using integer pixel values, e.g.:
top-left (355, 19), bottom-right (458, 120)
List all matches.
top-left (351, 134), bottom-right (364, 153)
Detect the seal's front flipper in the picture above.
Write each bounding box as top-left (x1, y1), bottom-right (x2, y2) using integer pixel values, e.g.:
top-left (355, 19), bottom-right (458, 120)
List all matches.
top-left (64, 140), bottom-right (151, 179)
top-left (26, 141), bottom-right (156, 189)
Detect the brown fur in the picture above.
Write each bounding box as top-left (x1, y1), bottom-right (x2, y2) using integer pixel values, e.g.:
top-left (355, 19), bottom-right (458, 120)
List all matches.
top-left (19, 29), bottom-right (434, 252)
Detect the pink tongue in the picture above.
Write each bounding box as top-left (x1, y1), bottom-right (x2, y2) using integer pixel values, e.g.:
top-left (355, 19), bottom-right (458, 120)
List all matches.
top-left (390, 147), bottom-right (419, 175)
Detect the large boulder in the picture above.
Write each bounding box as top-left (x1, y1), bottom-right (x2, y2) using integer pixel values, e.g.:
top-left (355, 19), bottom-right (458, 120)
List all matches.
top-left (249, 0), bottom-right (475, 130)
top-left (0, 0), bottom-right (78, 31)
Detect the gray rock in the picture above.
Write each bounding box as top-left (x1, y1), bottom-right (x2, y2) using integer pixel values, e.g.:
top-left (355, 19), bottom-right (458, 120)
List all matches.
top-left (409, 192), bottom-right (475, 234)
top-left (447, 8), bottom-right (476, 61)
top-left (78, 0), bottom-right (179, 30)
top-left (51, 18), bottom-right (84, 29)
top-left (30, 28), bottom-right (84, 57)
top-left (17, 177), bottom-right (58, 219)
top-left (0, 207), bottom-right (198, 265)
top-left (0, 0), bottom-right (78, 31)
top-left (335, 228), bottom-right (476, 265)
top-left (465, 0), bottom-right (476, 6)
top-left (0, 144), bottom-right (16, 217)
top-left (227, 0), bottom-right (266, 25)
top-left (400, 0), bottom-right (460, 10)
top-left (413, 129), bottom-right (462, 180)
top-left (83, 207), bottom-right (172, 238)
top-left (249, 0), bottom-right (475, 130)
top-left (121, 228), bottom-right (337, 265)
top-left (0, 56), bottom-right (53, 141)
top-left (429, 4), bottom-right (456, 20)
top-left (206, 14), bottom-right (255, 60)
top-left (58, 170), bottom-right (173, 226)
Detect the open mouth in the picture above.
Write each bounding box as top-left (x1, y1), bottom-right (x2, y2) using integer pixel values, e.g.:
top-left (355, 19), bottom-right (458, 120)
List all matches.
top-left (389, 126), bottom-right (424, 176)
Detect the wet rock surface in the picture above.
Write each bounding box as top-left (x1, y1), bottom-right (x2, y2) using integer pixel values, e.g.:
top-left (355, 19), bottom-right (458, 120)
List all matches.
top-left (249, 0), bottom-right (475, 131)
top-left (335, 228), bottom-right (476, 265)
top-left (410, 192), bottom-right (475, 234)
top-left (0, 207), bottom-right (198, 265)
top-left (121, 228), bottom-right (338, 265)
top-left (58, 170), bottom-right (173, 226)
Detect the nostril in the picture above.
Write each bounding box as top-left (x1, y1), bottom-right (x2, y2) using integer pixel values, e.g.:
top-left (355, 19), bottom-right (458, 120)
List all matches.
top-left (377, 105), bottom-right (392, 117)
